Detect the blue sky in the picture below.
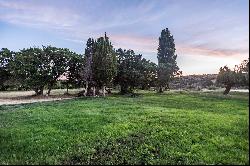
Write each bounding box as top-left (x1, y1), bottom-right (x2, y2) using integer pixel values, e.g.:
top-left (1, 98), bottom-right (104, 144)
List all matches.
top-left (0, 0), bottom-right (249, 75)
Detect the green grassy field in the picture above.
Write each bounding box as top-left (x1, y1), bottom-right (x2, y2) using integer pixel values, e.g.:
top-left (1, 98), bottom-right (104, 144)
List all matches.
top-left (0, 91), bottom-right (249, 165)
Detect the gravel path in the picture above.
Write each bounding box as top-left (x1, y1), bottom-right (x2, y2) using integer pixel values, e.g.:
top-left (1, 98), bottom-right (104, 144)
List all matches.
top-left (0, 89), bottom-right (81, 106)
top-left (0, 88), bottom-right (248, 106)
top-left (0, 97), bottom-right (75, 106)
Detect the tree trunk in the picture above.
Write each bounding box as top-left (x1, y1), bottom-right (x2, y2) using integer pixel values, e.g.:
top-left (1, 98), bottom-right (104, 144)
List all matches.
top-left (129, 86), bottom-right (134, 93)
top-left (40, 88), bottom-right (44, 95)
top-left (223, 84), bottom-right (232, 95)
top-left (95, 86), bottom-right (101, 96)
top-left (107, 88), bottom-right (111, 94)
top-left (93, 87), bottom-right (96, 96)
top-left (66, 82), bottom-right (69, 94)
top-left (158, 86), bottom-right (163, 93)
top-left (47, 82), bottom-right (53, 96)
top-left (47, 87), bottom-right (51, 96)
top-left (35, 86), bottom-right (44, 96)
top-left (179, 77), bottom-right (181, 91)
top-left (84, 82), bottom-right (88, 96)
top-left (121, 84), bottom-right (129, 94)
top-left (166, 83), bottom-right (170, 91)
top-left (86, 85), bottom-right (92, 96)
top-left (34, 88), bottom-right (39, 95)
top-left (47, 88), bottom-right (52, 96)
top-left (103, 86), bottom-right (106, 97)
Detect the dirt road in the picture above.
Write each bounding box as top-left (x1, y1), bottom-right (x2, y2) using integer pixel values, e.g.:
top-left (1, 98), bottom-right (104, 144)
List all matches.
top-left (0, 89), bottom-right (81, 106)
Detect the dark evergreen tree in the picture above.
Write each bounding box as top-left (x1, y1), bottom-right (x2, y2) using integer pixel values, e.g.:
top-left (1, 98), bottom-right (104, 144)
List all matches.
top-left (92, 33), bottom-right (117, 96)
top-left (81, 33), bottom-right (117, 97)
top-left (157, 28), bottom-right (179, 93)
top-left (0, 48), bottom-right (15, 90)
top-left (114, 48), bottom-right (157, 94)
top-left (115, 48), bottom-right (143, 94)
top-left (82, 38), bottom-right (95, 96)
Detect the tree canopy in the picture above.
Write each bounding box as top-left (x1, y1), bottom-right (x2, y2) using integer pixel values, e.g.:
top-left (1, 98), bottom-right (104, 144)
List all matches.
top-left (0, 48), bottom-right (15, 90)
top-left (81, 33), bottom-right (117, 96)
top-left (114, 48), bottom-right (157, 94)
top-left (11, 46), bottom-right (81, 95)
top-left (157, 28), bottom-right (179, 92)
top-left (115, 49), bottom-right (143, 94)
top-left (92, 33), bottom-right (117, 94)
top-left (217, 59), bottom-right (249, 95)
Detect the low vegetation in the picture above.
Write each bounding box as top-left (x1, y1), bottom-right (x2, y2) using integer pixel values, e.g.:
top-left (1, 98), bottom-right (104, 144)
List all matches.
top-left (0, 91), bottom-right (248, 165)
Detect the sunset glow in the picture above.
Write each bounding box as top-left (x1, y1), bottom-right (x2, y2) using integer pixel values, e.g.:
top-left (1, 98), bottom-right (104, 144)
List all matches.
top-left (0, 0), bottom-right (248, 74)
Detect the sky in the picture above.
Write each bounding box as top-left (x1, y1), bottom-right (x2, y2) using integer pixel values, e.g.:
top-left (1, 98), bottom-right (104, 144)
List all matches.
top-left (0, 0), bottom-right (249, 75)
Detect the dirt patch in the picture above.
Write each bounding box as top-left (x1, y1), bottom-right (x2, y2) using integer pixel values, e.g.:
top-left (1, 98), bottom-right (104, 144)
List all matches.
top-left (0, 95), bottom-right (76, 106)
top-left (0, 89), bottom-right (82, 106)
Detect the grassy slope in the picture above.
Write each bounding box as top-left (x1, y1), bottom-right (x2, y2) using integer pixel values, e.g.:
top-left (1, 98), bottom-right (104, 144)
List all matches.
top-left (0, 91), bottom-right (249, 165)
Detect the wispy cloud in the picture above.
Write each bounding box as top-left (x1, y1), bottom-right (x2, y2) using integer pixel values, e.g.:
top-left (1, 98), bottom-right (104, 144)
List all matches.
top-left (177, 45), bottom-right (248, 58)
top-left (64, 38), bottom-right (84, 44)
top-left (110, 34), bottom-right (157, 53)
top-left (0, 0), bottom-right (247, 59)
top-left (0, 0), bottom-right (80, 30)
top-left (0, 0), bottom-right (164, 36)
top-left (109, 34), bottom-right (248, 59)
top-left (0, 0), bottom-right (248, 74)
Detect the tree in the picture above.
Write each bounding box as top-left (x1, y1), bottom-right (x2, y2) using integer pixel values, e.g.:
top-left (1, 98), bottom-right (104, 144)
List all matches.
top-left (216, 66), bottom-right (236, 95)
top-left (65, 52), bottom-right (84, 94)
top-left (92, 33), bottom-right (117, 96)
top-left (157, 28), bottom-right (179, 93)
top-left (176, 70), bottom-right (183, 91)
top-left (11, 46), bottom-right (77, 96)
top-left (0, 48), bottom-right (15, 90)
top-left (12, 47), bottom-right (48, 95)
top-left (237, 59), bottom-right (249, 86)
top-left (115, 49), bottom-right (143, 94)
top-left (217, 59), bottom-right (249, 95)
top-left (114, 48), bottom-right (158, 94)
top-left (43, 46), bottom-right (73, 95)
top-left (82, 38), bottom-right (95, 96)
top-left (140, 58), bottom-right (157, 90)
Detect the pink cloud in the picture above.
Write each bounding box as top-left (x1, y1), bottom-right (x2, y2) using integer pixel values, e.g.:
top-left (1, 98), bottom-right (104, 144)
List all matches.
top-left (0, 0), bottom-right (80, 29)
top-left (109, 34), bottom-right (248, 59)
top-left (110, 34), bottom-right (157, 53)
top-left (177, 44), bottom-right (249, 58)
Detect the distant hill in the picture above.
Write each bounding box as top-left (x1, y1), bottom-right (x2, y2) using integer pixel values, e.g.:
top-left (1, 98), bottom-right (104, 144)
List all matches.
top-left (170, 74), bottom-right (218, 90)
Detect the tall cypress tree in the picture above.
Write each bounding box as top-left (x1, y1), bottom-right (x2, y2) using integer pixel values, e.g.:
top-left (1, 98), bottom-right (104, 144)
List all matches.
top-left (92, 33), bottom-right (117, 96)
top-left (81, 34), bottom-right (117, 97)
top-left (157, 28), bottom-right (179, 92)
top-left (83, 38), bottom-right (95, 96)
